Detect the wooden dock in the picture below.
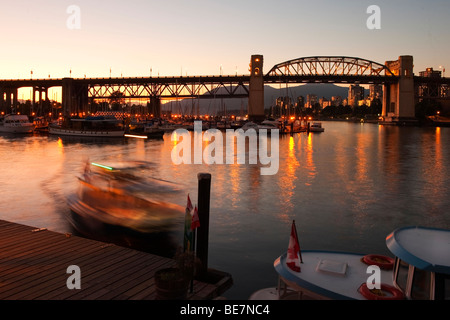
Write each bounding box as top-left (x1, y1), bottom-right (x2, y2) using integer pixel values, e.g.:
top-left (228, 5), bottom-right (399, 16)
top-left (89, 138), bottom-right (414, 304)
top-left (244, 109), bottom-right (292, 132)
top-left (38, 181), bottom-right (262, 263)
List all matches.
top-left (0, 219), bottom-right (232, 300)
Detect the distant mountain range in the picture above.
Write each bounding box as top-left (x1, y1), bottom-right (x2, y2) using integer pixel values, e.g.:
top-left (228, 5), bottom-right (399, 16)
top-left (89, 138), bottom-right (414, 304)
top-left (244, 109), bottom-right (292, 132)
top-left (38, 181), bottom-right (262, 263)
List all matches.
top-left (161, 83), bottom-right (368, 115)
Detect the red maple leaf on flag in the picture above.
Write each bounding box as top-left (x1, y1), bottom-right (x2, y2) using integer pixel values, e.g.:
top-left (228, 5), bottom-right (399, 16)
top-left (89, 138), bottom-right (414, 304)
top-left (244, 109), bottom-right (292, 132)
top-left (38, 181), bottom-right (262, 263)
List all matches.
top-left (191, 205), bottom-right (200, 230)
top-left (286, 220), bottom-right (302, 272)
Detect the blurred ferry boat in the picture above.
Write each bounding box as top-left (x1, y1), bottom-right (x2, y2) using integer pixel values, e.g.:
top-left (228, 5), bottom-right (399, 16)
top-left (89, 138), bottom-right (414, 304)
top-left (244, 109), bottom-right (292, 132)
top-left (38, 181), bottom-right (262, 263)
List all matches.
top-left (49, 116), bottom-right (125, 137)
top-left (67, 161), bottom-right (185, 240)
top-left (251, 225), bottom-right (450, 300)
top-left (0, 114), bottom-right (35, 133)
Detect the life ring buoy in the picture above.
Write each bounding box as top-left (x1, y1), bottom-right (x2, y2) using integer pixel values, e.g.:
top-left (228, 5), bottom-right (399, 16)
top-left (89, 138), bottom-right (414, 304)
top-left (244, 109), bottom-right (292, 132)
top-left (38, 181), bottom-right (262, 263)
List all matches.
top-left (361, 254), bottom-right (394, 270)
top-left (358, 283), bottom-right (404, 300)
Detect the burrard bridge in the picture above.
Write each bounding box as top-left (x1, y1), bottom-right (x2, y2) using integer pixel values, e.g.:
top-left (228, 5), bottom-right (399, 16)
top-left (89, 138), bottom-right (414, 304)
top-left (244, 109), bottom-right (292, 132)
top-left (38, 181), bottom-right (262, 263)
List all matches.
top-left (0, 55), bottom-right (449, 124)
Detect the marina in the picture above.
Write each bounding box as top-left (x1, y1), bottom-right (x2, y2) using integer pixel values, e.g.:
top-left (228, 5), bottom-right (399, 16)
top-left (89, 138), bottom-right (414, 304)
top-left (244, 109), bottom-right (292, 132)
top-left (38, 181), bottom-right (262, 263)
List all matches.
top-left (0, 121), bottom-right (449, 299)
top-left (1, 2), bottom-right (450, 307)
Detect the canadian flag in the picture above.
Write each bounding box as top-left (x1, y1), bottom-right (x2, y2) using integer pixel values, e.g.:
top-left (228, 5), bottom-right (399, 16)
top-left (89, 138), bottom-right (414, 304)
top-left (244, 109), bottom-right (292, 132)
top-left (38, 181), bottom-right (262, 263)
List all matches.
top-left (286, 220), bottom-right (302, 272)
top-left (191, 205), bottom-right (200, 230)
top-left (186, 194), bottom-right (193, 213)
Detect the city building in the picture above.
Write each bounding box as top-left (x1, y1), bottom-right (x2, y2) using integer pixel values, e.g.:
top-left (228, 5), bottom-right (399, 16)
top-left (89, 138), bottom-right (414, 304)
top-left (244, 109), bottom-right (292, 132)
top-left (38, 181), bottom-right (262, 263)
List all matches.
top-left (369, 84), bottom-right (383, 100)
top-left (419, 68), bottom-right (442, 78)
top-left (319, 97), bottom-right (330, 108)
top-left (348, 85), bottom-right (365, 107)
top-left (331, 96), bottom-right (343, 106)
top-left (306, 94), bottom-right (318, 108)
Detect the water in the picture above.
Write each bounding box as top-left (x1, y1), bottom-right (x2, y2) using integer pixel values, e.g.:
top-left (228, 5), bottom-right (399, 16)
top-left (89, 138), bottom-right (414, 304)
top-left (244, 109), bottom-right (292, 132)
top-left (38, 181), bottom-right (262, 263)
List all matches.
top-left (0, 121), bottom-right (449, 300)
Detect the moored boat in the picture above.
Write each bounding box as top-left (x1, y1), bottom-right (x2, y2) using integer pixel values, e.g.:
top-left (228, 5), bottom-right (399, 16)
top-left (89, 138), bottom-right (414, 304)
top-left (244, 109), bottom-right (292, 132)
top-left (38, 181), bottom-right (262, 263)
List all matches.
top-left (308, 122), bottom-right (325, 132)
top-left (252, 225), bottom-right (450, 300)
top-left (240, 121), bottom-right (280, 133)
top-left (0, 114), bottom-right (35, 133)
top-left (48, 116), bottom-right (125, 137)
top-left (127, 120), bottom-right (165, 139)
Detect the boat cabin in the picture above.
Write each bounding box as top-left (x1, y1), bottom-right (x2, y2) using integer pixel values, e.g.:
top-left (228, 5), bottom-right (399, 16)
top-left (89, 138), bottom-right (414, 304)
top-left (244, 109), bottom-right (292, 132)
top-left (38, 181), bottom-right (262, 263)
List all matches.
top-left (387, 226), bottom-right (450, 300)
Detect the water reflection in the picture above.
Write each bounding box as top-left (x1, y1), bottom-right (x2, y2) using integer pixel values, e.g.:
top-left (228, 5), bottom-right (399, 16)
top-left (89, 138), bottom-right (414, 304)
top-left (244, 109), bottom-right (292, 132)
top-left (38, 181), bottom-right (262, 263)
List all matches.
top-left (276, 135), bottom-right (299, 220)
top-left (304, 132), bottom-right (316, 185)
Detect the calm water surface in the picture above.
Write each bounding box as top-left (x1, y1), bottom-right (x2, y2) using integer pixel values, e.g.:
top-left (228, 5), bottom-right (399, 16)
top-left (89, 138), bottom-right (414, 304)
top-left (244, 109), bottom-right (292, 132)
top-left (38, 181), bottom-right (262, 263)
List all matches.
top-left (0, 121), bottom-right (449, 299)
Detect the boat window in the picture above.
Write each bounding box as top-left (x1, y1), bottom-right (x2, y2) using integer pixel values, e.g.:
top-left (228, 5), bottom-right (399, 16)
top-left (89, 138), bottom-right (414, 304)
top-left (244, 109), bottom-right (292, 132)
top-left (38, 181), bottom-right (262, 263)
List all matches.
top-left (395, 259), bottom-right (409, 293)
top-left (411, 268), bottom-right (432, 300)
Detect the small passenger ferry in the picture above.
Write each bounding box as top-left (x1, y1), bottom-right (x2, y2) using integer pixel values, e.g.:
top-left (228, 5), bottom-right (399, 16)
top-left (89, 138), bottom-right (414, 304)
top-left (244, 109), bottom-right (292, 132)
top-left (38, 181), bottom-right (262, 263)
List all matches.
top-left (251, 226), bottom-right (450, 300)
top-left (48, 116), bottom-right (125, 137)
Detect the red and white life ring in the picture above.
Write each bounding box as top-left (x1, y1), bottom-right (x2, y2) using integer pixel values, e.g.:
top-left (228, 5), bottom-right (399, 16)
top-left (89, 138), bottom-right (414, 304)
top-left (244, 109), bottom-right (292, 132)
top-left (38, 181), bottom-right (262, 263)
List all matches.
top-left (361, 254), bottom-right (394, 270)
top-left (358, 283), bottom-right (404, 300)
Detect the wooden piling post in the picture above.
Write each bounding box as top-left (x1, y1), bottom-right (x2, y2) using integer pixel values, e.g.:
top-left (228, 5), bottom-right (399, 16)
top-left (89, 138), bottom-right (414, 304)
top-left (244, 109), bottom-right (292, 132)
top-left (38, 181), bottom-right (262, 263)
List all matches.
top-left (196, 173), bottom-right (211, 279)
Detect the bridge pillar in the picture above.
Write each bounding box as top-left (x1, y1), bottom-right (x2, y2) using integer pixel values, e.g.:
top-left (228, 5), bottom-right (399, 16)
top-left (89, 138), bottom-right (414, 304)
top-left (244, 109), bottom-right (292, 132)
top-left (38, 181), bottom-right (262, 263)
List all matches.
top-left (383, 56), bottom-right (416, 124)
top-left (248, 54), bottom-right (265, 122)
top-left (32, 86), bottom-right (49, 116)
top-left (62, 78), bottom-right (88, 117)
top-left (12, 88), bottom-right (18, 113)
top-left (1, 87), bottom-right (18, 114)
top-left (149, 96), bottom-right (161, 118)
top-left (62, 78), bottom-right (74, 117)
top-left (0, 89), bottom-right (3, 113)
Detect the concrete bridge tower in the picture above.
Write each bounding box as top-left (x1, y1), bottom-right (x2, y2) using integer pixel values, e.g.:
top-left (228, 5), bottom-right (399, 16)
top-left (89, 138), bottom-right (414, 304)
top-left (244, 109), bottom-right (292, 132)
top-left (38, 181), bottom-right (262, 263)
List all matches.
top-left (382, 55), bottom-right (416, 124)
top-left (248, 54), bottom-right (265, 122)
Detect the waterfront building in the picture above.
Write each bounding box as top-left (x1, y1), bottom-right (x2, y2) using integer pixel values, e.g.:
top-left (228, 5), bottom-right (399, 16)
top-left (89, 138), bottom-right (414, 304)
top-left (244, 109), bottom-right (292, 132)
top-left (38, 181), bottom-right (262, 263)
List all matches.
top-left (419, 67), bottom-right (442, 78)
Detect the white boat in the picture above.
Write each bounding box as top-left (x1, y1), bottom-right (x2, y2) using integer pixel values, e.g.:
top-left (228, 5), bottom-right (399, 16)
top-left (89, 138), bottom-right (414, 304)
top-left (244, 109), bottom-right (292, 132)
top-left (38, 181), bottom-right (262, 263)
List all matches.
top-left (252, 226), bottom-right (450, 300)
top-left (127, 121), bottom-right (165, 138)
top-left (48, 116), bottom-right (125, 137)
top-left (308, 122), bottom-right (324, 132)
top-left (0, 114), bottom-right (35, 133)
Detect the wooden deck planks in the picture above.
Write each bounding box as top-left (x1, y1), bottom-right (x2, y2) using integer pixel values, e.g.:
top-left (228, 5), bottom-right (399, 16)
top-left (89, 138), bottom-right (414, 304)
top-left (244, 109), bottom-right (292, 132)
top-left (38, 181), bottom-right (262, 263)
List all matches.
top-left (0, 220), bottom-right (232, 300)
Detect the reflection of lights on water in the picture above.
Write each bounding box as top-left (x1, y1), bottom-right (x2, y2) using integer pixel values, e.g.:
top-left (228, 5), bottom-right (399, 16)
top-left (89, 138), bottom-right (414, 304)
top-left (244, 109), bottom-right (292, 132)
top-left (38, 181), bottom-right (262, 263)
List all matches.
top-left (172, 131), bottom-right (179, 147)
top-left (307, 132), bottom-right (312, 147)
top-left (57, 137), bottom-right (63, 149)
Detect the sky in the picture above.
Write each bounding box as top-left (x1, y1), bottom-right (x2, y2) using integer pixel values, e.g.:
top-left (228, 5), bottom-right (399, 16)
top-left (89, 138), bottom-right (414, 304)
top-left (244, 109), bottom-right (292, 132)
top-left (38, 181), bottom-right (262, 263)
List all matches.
top-left (0, 0), bottom-right (449, 99)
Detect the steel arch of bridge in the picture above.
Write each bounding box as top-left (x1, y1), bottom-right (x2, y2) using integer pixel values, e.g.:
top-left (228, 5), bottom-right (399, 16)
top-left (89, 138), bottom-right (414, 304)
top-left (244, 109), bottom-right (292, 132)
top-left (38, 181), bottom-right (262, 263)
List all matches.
top-left (266, 56), bottom-right (395, 77)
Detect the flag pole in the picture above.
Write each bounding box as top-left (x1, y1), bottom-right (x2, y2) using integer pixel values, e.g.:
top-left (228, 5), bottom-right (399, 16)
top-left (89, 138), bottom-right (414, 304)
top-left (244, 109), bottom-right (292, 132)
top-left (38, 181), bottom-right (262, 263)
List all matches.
top-left (190, 223), bottom-right (196, 294)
